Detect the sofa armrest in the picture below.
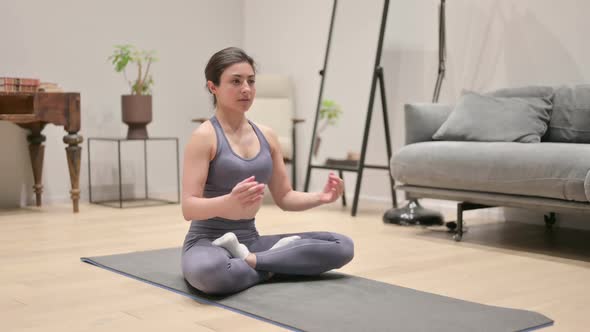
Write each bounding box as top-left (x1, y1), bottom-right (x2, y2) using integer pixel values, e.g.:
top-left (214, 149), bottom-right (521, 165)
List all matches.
top-left (404, 103), bottom-right (453, 145)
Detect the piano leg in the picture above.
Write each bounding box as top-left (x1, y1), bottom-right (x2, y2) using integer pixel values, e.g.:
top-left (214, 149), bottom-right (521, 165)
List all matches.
top-left (27, 127), bottom-right (46, 207)
top-left (64, 133), bottom-right (83, 213)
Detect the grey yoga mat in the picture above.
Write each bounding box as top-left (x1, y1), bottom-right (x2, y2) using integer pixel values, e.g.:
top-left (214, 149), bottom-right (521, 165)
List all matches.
top-left (81, 247), bottom-right (553, 332)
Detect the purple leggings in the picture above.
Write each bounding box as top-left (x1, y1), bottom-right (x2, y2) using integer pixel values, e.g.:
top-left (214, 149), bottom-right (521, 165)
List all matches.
top-left (181, 218), bottom-right (354, 295)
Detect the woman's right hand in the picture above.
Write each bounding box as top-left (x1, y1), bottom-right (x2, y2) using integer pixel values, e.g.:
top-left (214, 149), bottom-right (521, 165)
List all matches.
top-left (223, 176), bottom-right (265, 219)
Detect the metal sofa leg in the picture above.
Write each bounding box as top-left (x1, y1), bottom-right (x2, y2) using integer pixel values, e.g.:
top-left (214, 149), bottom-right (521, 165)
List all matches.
top-left (453, 202), bottom-right (492, 242)
top-left (544, 212), bottom-right (556, 230)
top-left (453, 203), bottom-right (465, 242)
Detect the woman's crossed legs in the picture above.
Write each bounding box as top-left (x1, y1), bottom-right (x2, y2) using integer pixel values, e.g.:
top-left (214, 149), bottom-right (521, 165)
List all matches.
top-left (182, 231), bottom-right (354, 295)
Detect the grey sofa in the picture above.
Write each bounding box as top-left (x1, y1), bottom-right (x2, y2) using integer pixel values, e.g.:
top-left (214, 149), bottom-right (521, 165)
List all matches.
top-left (390, 85), bottom-right (590, 241)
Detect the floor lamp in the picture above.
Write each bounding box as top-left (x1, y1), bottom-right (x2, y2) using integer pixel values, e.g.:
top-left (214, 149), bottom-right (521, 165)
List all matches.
top-left (383, 0), bottom-right (446, 226)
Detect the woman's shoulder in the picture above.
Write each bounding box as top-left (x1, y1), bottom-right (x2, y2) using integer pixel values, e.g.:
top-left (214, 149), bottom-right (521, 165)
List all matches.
top-left (191, 119), bottom-right (216, 140)
top-left (251, 121), bottom-right (278, 142)
top-left (250, 121), bottom-right (279, 153)
top-left (187, 119), bottom-right (217, 159)
top-left (251, 121), bottom-right (275, 138)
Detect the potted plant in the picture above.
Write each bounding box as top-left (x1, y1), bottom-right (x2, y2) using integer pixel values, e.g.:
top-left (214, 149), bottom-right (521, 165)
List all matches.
top-left (313, 99), bottom-right (342, 157)
top-left (108, 44), bottom-right (157, 139)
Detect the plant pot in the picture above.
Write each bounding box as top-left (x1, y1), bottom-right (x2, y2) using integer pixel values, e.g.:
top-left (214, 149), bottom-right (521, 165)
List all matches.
top-left (122, 95), bottom-right (152, 139)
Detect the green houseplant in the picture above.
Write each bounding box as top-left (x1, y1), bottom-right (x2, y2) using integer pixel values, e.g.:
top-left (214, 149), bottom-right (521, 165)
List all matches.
top-left (313, 99), bottom-right (342, 157)
top-left (108, 44), bottom-right (157, 139)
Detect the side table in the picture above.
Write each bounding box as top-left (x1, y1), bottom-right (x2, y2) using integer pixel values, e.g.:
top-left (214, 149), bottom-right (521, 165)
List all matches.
top-left (88, 137), bottom-right (180, 208)
top-left (0, 92), bottom-right (82, 212)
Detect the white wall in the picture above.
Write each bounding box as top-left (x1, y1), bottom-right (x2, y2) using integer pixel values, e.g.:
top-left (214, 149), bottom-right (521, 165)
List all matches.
top-left (0, 0), bottom-right (243, 207)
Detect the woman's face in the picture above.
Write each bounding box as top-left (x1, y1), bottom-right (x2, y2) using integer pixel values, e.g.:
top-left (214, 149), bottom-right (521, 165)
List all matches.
top-left (209, 62), bottom-right (256, 113)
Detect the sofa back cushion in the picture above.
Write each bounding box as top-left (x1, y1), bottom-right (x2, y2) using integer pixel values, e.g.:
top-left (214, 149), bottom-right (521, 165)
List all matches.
top-left (547, 84), bottom-right (590, 143)
top-left (489, 85), bottom-right (554, 99)
top-left (488, 84), bottom-right (590, 143)
top-left (432, 92), bottom-right (552, 143)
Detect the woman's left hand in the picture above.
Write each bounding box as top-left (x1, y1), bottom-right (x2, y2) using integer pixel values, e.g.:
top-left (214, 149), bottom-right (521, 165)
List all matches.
top-left (319, 172), bottom-right (344, 204)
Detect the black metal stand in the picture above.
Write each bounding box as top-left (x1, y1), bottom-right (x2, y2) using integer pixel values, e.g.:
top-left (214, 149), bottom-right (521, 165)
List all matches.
top-left (383, 0), bottom-right (447, 226)
top-left (432, 0), bottom-right (447, 103)
top-left (88, 137), bottom-right (180, 208)
top-left (304, 0), bottom-right (396, 216)
top-left (291, 124), bottom-right (297, 190)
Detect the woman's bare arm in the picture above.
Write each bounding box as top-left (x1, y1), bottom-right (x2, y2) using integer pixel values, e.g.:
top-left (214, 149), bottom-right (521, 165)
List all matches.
top-left (261, 125), bottom-right (343, 211)
top-left (181, 122), bottom-right (228, 220)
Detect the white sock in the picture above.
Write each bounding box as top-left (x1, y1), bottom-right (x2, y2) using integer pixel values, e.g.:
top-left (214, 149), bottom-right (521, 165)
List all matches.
top-left (270, 235), bottom-right (301, 250)
top-left (212, 232), bottom-right (250, 259)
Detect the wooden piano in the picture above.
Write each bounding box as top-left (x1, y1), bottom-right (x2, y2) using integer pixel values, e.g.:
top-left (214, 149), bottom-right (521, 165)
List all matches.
top-left (0, 92), bottom-right (82, 212)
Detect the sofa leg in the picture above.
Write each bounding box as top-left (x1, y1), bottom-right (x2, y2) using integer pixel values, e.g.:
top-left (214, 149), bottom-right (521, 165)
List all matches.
top-left (544, 212), bottom-right (556, 230)
top-left (453, 203), bottom-right (465, 242)
top-left (453, 202), bottom-right (493, 242)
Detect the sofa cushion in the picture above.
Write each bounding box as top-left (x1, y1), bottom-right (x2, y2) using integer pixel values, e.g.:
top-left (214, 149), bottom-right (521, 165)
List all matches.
top-left (432, 92), bottom-right (552, 143)
top-left (546, 84), bottom-right (590, 143)
top-left (391, 141), bottom-right (590, 202)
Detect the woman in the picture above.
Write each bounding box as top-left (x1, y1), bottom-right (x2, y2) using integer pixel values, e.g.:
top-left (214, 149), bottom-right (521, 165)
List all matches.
top-left (181, 47), bottom-right (354, 295)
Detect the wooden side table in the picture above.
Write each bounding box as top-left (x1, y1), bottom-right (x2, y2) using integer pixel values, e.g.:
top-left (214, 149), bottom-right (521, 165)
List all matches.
top-left (0, 92), bottom-right (82, 212)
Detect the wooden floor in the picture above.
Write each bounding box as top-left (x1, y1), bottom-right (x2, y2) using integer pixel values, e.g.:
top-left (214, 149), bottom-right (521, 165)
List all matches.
top-left (2, 201), bottom-right (590, 331)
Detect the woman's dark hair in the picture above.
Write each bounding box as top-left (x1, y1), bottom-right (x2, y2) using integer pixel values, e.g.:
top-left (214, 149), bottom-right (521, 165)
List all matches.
top-left (205, 47), bottom-right (256, 106)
